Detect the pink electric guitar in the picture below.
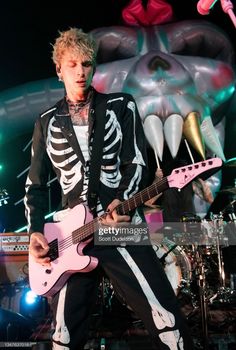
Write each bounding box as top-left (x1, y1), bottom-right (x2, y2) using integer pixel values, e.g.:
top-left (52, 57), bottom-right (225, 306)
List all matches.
top-left (29, 157), bottom-right (222, 296)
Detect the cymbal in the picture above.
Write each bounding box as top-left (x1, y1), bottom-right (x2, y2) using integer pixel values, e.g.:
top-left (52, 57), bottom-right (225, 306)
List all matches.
top-left (224, 157), bottom-right (236, 167)
top-left (219, 187), bottom-right (236, 194)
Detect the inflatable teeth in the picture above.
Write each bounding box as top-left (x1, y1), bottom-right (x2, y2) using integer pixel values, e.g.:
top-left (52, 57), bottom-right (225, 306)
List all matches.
top-left (183, 112), bottom-right (206, 160)
top-left (163, 114), bottom-right (183, 158)
top-left (201, 116), bottom-right (226, 161)
top-left (143, 114), bottom-right (164, 161)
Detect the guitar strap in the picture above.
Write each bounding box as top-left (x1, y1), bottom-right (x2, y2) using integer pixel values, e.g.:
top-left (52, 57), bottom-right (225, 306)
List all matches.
top-left (87, 93), bottom-right (106, 217)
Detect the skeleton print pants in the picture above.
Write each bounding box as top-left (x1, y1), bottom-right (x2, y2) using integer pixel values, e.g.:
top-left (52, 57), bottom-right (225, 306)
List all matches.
top-left (50, 245), bottom-right (194, 350)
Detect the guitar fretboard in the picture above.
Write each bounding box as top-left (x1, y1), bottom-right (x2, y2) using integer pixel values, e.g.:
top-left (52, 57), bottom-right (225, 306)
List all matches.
top-left (116, 178), bottom-right (168, 215)
top-left (72, 177), bottom-right (169, 244)
top-left (71, 157), bottom-right (222, 245)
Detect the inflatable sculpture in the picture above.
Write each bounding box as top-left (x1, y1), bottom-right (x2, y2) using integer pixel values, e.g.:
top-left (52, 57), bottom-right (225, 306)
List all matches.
top-left (0, 0), bottom-right (235, 229)
top-left (90, 1), bottom-right (236, 215)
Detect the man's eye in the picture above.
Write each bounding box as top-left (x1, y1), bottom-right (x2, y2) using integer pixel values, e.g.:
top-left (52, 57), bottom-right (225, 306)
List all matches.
top-left (83, 61), bottom-right (93, 67)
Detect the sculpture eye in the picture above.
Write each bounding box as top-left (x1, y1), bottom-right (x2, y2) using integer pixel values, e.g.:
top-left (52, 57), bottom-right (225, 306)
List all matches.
top-left (148, 56), bottom-right (171, 72)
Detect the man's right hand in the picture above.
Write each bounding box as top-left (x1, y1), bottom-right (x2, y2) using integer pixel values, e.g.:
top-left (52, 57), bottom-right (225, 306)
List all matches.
top-left (29, 232), bottom-right (51, 266)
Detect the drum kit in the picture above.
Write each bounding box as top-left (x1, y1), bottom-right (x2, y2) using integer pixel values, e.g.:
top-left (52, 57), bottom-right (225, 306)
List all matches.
top-left (149, 183), bottom-right (236, 348)
top-left (96, 186), bottom-right (236, 349)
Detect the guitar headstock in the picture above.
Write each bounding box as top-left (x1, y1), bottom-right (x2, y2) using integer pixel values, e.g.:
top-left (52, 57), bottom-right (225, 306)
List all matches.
top-left (167, 158), bottom-right (223, 190)
top-left (0, 188), bottom-right (9, 206)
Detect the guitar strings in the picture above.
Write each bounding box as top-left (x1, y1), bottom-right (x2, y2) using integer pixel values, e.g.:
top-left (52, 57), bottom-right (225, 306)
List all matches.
top-left (55, 177), bottom-right (169, 253)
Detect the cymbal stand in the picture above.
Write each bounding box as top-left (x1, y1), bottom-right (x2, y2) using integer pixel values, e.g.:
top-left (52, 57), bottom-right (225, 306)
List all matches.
top-left (181, 218), bottom-right (210, 349)
top-left (210, 213), bottom-right (230, 302)
top-left (193, 243), bottom-right (209, 350)
top-left (216, 215), bottom-right (226, 288)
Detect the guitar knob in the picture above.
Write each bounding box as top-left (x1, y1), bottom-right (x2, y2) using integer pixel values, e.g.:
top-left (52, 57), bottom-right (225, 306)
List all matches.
top-left (45, 269), bottom-right (51, 274)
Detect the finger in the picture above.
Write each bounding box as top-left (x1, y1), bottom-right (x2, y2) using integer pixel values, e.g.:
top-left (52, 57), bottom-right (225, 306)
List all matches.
top-left (115, 215), bottom-right (130, 222)
top-left (106, 203), bottom-right (117, 213)
top-left (102, 211), bottom-right (130, 224)
top-left (106, 198), bottom-right (121, 212)
top-left (101, 213), bottom-right (115, 225)
top-left (30, 237), bottom-right (49, 251)
top-left (112, 210), bottom-right (130, 223)
top-left (35, 256), bottom-right (51, 266)
top-left (36, 236), bottom-right (49, 249)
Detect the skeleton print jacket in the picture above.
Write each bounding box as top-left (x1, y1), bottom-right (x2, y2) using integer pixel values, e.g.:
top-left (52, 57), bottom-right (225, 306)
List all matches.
top-left (25, 88), bottom-right (148, 234)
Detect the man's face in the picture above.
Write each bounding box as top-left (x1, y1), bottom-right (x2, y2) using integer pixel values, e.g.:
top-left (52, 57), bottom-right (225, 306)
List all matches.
top-left (58, 50), bottom-right (94, 100)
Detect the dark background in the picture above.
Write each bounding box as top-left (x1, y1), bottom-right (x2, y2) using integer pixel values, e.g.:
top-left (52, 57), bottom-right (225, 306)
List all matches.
top-left (0, 0), bottom-right (235, 232)
top-left (0, 0), bottom-right (235, 92)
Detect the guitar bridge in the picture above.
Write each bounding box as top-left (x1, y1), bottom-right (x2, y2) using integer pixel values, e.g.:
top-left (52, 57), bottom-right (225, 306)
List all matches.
top-left (47, 239), bottom-right (59, 261)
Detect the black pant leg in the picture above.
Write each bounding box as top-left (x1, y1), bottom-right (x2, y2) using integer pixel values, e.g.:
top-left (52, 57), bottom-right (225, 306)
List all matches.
top-left (50, 268), bottom-right (100, 350)
top-left (96, 245), bottom-right (194, 350)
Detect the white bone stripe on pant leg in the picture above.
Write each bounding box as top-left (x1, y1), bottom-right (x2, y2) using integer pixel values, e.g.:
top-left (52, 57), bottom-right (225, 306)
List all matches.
top-left (52, 284), bottom-right (70, 350)
top-left (117, 247), bottom-right (184, 350)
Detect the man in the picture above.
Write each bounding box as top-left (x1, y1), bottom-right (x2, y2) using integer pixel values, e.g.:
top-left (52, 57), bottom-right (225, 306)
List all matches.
top-left (25, 27), bottom-right (193, 350)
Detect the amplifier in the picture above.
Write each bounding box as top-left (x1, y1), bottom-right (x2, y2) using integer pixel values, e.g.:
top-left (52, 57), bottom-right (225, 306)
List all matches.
top-left (0, 232), bottom-right (29, 255)
top-left (0, 233), bottom-right (29, 285)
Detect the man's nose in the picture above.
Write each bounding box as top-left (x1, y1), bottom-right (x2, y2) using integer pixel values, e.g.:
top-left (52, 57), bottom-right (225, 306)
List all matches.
top-left (77, 65), bottom-right (85, 76)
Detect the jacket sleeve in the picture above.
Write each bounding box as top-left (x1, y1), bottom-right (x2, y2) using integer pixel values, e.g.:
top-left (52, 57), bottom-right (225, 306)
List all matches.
top-left (24, 117), bottom-right (51, 234)
top-left (116, 95), bottom-right (148, 201)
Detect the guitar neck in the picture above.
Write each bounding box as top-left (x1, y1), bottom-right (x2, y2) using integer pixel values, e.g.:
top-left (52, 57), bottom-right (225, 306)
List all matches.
top-left (116, 177), bottom-right (169, 215)
top-left (115, 158), bottom-right (223, 215)
top-left (72, 177), bottom-right (169, 244)
top-left (72, 157), bottom-right (223, 243)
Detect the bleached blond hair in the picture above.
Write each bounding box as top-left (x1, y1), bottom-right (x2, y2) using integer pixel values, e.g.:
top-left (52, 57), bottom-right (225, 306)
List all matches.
top-left (51, 27), bottom-right (97, 66)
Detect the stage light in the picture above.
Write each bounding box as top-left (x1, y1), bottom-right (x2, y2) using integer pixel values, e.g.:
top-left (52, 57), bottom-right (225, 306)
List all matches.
top-left (25, 290), bottom-right (39, 305)
top-left (20, 288), bottom-right (49, 322)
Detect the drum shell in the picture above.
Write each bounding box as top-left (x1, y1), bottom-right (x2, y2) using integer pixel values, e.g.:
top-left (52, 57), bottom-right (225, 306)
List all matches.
top-left (152, 239), bottom-right (192, 295)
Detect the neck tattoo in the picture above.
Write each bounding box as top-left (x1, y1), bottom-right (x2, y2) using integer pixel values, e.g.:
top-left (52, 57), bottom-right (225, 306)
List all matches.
top-left (67, 90), bottom-right (92, 126)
